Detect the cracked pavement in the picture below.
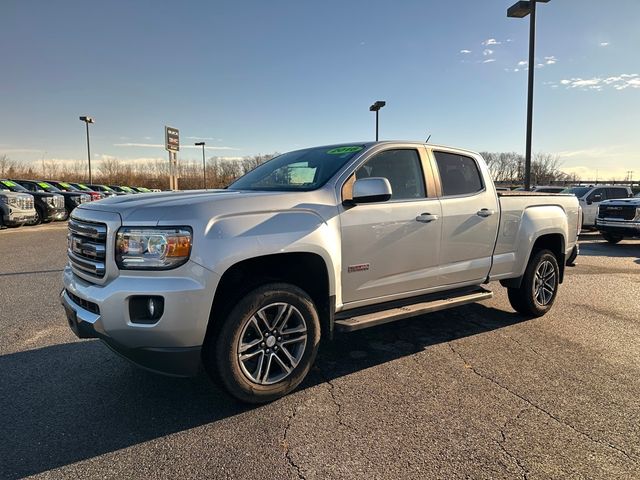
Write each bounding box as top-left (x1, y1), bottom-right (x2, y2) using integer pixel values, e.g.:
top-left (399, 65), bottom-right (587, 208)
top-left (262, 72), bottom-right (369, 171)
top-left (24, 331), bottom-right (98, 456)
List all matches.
top-left (1, 226), bottom-right (639, 479)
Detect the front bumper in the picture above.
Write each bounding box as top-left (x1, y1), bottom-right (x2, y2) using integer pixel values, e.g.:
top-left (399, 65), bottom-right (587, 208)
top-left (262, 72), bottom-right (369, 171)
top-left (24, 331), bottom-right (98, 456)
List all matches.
top-left (596, 219), bottom-right (640, 238)
top-left (42, 205), bottom-right (66, 221)
top-left (61, 263), bottom-right (219, 376)
top-left (3, 208), bottom-right (37, 226)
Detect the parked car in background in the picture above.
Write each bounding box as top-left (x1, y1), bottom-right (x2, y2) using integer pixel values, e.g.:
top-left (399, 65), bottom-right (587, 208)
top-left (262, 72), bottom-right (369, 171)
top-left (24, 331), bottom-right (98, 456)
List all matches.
top-left (1, 179), bottom-right (65, 224)
top-left (88, 184), bottom-right (121, 197)
top-left (48, 181), bottom-right (100, 201)
top-left (531, 186), bottom-right (566, 193)
top-left (13, 180), bottom-right (90, 220)
top-left (109, 185), bottom-right (137, 194)
top-left (131, 186), bottom-right (152, 193)
top-left (67, 182), bottom-right (105, 201)
top-left (562, 185), bottom-right (632, 228)
top-left (61, 141), bottom-right (581, 403)
top-left (595, 197), bottom-right (640, 243)
top-left (0, 181), bottom-right (36, 228)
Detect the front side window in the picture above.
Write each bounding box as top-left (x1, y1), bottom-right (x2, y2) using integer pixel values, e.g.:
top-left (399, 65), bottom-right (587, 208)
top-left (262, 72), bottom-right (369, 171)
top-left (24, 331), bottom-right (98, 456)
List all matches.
top-left (434, 151), bottom-right (484, 197)
top-left (229, 145), bottom-right (365, 191)
top-left (587, 188), bottom-right (605, 202)
top-left (355, 149), bottom-right (426, 200)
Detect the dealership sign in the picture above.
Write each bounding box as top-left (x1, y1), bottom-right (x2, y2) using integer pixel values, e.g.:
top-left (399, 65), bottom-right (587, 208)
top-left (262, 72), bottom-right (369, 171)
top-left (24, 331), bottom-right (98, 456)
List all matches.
top-left (165, 126), bottom-right (179, 152)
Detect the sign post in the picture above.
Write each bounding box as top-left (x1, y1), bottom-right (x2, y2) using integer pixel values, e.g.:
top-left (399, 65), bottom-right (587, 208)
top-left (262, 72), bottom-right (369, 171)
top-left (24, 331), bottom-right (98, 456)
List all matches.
top-left (165, 126), bottom-right (180, 190)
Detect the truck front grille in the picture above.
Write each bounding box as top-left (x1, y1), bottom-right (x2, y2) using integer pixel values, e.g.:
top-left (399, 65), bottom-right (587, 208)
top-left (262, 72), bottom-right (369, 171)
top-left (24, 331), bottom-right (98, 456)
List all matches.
top-left (54, 195), bottom-right (65, 209)
top-left (598, 205), bottom-right (637, 221)
top-left (18, 195), bottom-right (34, 210)
top-left (68, 218), bottom-right (107, 278)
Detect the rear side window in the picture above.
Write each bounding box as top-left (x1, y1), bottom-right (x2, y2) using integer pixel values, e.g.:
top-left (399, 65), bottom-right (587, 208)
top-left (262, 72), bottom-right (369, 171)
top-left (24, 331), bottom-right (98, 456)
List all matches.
top-left (434, 151), bottom-right (484, 196)
top-left (607, 188), bottom-right (629, 199)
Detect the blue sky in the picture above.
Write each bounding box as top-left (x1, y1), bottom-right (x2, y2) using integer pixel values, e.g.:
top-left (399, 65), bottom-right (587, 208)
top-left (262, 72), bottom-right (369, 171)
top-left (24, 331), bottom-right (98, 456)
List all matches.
top-left (1, 0), bottom-right (638, 179)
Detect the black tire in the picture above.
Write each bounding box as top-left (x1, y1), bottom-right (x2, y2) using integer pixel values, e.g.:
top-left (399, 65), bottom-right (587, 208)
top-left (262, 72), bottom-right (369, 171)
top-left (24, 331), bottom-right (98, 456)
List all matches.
top-left (204, 283), bottom-right (321, 403)
top-left (507, 249), bottom-right (560, 317)
top-left (32, 207), bottom-right (43, 225)
top-left (602, 233), bottom-right (623, 244)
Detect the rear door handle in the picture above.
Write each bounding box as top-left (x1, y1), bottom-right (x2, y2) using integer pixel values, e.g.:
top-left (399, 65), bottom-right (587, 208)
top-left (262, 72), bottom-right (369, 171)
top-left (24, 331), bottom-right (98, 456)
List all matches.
top-left (477, 208), bottom-right (495, 218)
top-left (416, 213), bottom-right (439, 223)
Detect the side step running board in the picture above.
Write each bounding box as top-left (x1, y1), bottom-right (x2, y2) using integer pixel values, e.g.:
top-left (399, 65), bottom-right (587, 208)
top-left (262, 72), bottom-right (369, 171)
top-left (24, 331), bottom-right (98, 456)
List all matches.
top-left (334, 288), bottom-right (493, 332)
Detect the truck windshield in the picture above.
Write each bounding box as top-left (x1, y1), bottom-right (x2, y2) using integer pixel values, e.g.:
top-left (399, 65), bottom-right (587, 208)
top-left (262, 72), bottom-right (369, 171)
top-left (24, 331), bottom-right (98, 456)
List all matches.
top-left (36, 181), bottom-right (61, 193)
top-left (562, 187), bottom-right (590, 197)
top-left (228, 145), bottom-right (365, 191)
top-left (1, 180), bottom-right (29, 193)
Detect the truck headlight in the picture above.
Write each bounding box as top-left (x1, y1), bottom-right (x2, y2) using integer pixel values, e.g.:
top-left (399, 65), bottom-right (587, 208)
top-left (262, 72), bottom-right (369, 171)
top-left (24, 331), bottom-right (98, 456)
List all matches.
top-left (115, 227), bottom-right (192, 270)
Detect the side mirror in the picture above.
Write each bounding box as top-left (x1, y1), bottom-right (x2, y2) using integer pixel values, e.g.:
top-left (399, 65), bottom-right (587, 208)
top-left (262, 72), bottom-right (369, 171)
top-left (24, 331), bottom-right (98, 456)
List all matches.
top-left (350, 177), bottom-right (392, 204)
top-left (589, 193), bottom-right (602, 204)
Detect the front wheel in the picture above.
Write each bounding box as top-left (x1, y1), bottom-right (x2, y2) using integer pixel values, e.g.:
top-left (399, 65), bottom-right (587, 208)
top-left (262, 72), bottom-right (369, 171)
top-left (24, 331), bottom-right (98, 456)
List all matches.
top-left (508, 249), bottom-right (560, 317)
top-left (205, 283), bottom-right (321, 403)
top-left (602, 233), bottom-right (623, 244)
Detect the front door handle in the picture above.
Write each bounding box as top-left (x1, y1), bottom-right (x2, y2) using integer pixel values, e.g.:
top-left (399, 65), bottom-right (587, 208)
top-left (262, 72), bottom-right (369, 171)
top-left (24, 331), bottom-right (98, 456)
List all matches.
top-left (416, 213), bottom-right (439, 223)
top-left (477, 208), bottom-right (495, 218)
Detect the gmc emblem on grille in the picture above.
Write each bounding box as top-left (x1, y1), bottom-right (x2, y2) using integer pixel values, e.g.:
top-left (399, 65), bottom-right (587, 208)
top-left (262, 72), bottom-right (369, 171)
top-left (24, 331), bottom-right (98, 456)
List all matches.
top-left (606, 207), bottom-right (622, 210)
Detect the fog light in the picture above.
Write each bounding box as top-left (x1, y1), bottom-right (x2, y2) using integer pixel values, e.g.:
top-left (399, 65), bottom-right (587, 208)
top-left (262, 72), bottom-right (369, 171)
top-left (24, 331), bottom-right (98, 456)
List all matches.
top-left (129, 296), bottom-right (164, 324)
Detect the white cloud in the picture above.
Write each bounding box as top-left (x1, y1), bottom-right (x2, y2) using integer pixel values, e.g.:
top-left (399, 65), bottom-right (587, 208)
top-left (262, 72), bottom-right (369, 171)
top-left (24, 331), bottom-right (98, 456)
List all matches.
top-left (517, 60), bottom-right (528, 66)
top-left (559, 74), bottom-right (640, 91)
top-left (114, 142), bottom-right (240, 150)
top-left (544, 56), bottom-right (557, 65)
top-left (483, 49), bottom-right (494, 56)
top-left (184, 136), bottom-right (217, 141)
top-left (459, 49), bottom-right (472, 54)
top-left (600, 42), bottom-right (610, 47)
top-left (483, 58), bottom-right (496, 64)
top-left (482, 38), bottom-right (501, 46)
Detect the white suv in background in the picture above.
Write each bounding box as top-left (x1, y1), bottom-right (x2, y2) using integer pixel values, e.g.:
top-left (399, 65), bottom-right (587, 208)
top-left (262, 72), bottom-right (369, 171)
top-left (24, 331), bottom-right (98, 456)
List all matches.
top-left (563, 185), bottom-right (632, 227)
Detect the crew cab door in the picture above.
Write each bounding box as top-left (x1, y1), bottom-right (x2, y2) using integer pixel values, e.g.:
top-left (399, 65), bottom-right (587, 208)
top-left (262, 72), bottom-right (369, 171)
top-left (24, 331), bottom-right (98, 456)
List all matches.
top-left (581, 187), bottom-right (607, 226)
top-left (339, 147), bottom-right (442, 306)
top-left (431, 150), bottom-right (499, 286)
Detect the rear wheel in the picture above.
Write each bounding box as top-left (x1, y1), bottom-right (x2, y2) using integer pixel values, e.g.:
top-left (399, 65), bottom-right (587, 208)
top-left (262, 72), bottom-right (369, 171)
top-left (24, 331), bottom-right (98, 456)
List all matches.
top-left (602, 233), bottom-right (623, 244)
top-left (204, 283), bottom-right (321, 403)
top-left (508, 249), bottom-right (559, 317)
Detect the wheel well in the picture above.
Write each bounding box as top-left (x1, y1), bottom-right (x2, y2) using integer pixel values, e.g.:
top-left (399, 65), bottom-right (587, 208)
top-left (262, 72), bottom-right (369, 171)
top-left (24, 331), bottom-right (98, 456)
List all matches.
top-left (205, 253), bottom-right (333, 344)
top-left (531, 233), bottom-right (566, 284)
top-left (500, 233), bottom-right (566, 288)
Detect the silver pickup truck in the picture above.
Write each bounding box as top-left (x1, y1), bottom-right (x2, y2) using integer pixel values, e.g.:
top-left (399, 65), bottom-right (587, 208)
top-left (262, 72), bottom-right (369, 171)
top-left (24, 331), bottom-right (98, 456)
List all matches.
top-left (0, 184), bottom-right (36, 228)
top-left (61, 141), bottom-right (580, 402)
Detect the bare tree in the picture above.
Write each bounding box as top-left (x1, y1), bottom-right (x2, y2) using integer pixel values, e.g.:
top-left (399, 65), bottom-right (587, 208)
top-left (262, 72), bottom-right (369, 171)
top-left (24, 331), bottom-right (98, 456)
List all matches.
top-left (0, 154), bottom-right (16, 177)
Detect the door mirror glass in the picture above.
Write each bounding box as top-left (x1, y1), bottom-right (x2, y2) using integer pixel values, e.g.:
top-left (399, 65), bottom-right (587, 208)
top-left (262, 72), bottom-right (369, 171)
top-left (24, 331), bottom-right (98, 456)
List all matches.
top-left (351, 177), bottom-right (392, 204)
top-left (589, 193), bottom-right (602, 203)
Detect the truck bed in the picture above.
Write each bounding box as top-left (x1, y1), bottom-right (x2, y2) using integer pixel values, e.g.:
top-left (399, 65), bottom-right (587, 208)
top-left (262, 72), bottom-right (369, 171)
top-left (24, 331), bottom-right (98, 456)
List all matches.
top-left (497, 191), bottom-right (574, 197)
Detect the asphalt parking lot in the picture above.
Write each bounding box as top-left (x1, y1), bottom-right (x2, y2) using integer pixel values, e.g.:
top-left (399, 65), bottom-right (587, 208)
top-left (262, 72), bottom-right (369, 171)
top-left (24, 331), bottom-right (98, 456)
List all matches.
top-left (1, 224), bottom-right (639, 479)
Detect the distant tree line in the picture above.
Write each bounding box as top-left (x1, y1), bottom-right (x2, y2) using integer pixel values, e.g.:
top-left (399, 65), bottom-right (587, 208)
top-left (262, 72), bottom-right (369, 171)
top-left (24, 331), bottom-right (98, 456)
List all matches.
top-left (480, 151), bottom-right (573, 185)
top-left (0, 153), bottom-right (276, 190)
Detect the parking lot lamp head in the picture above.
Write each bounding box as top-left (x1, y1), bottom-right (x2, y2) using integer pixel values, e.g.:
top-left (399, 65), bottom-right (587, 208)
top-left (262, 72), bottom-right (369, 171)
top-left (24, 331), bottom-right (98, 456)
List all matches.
top-left (79, 116), bottom-right (95, 184)
top-left (369, 101), bottom-right (386, 141)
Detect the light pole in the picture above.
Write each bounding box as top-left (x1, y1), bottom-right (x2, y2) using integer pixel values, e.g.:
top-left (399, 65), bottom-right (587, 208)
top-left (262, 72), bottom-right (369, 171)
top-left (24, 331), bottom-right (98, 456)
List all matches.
top-left (79, 116), bottom-right (94, 184)
top-left (369, 101), bottom-right (386, 141)
top-left (195, 142), bottom-right (206, 189)
top-left (508, 0), bottom-right (550, 191)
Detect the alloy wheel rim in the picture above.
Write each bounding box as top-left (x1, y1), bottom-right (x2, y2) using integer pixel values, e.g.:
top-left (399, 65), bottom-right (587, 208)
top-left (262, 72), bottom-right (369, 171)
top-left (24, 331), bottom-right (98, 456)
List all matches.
top-left (237, 302), bottom-right (308, 385)
top-left (533, 260), bottom-right (556, 306)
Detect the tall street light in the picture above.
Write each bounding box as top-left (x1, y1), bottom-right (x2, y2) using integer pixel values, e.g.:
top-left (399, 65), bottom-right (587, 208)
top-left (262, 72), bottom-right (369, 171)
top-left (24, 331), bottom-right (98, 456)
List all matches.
top-left (79, 116), bottom-right (95, 184)
top-left (195, 142), bottom-right (206, 189)
top-left (369, 101), bottom-right (386, 141)
top-left (508, 0), bottom-right (550, 191)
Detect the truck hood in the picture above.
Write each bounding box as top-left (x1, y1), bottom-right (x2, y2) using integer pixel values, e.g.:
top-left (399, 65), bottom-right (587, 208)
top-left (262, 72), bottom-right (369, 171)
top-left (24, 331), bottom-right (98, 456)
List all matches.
top-left (600, 198), bottom-right (640, 207)
top-left (74, 189), bottom-right (334, 224)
